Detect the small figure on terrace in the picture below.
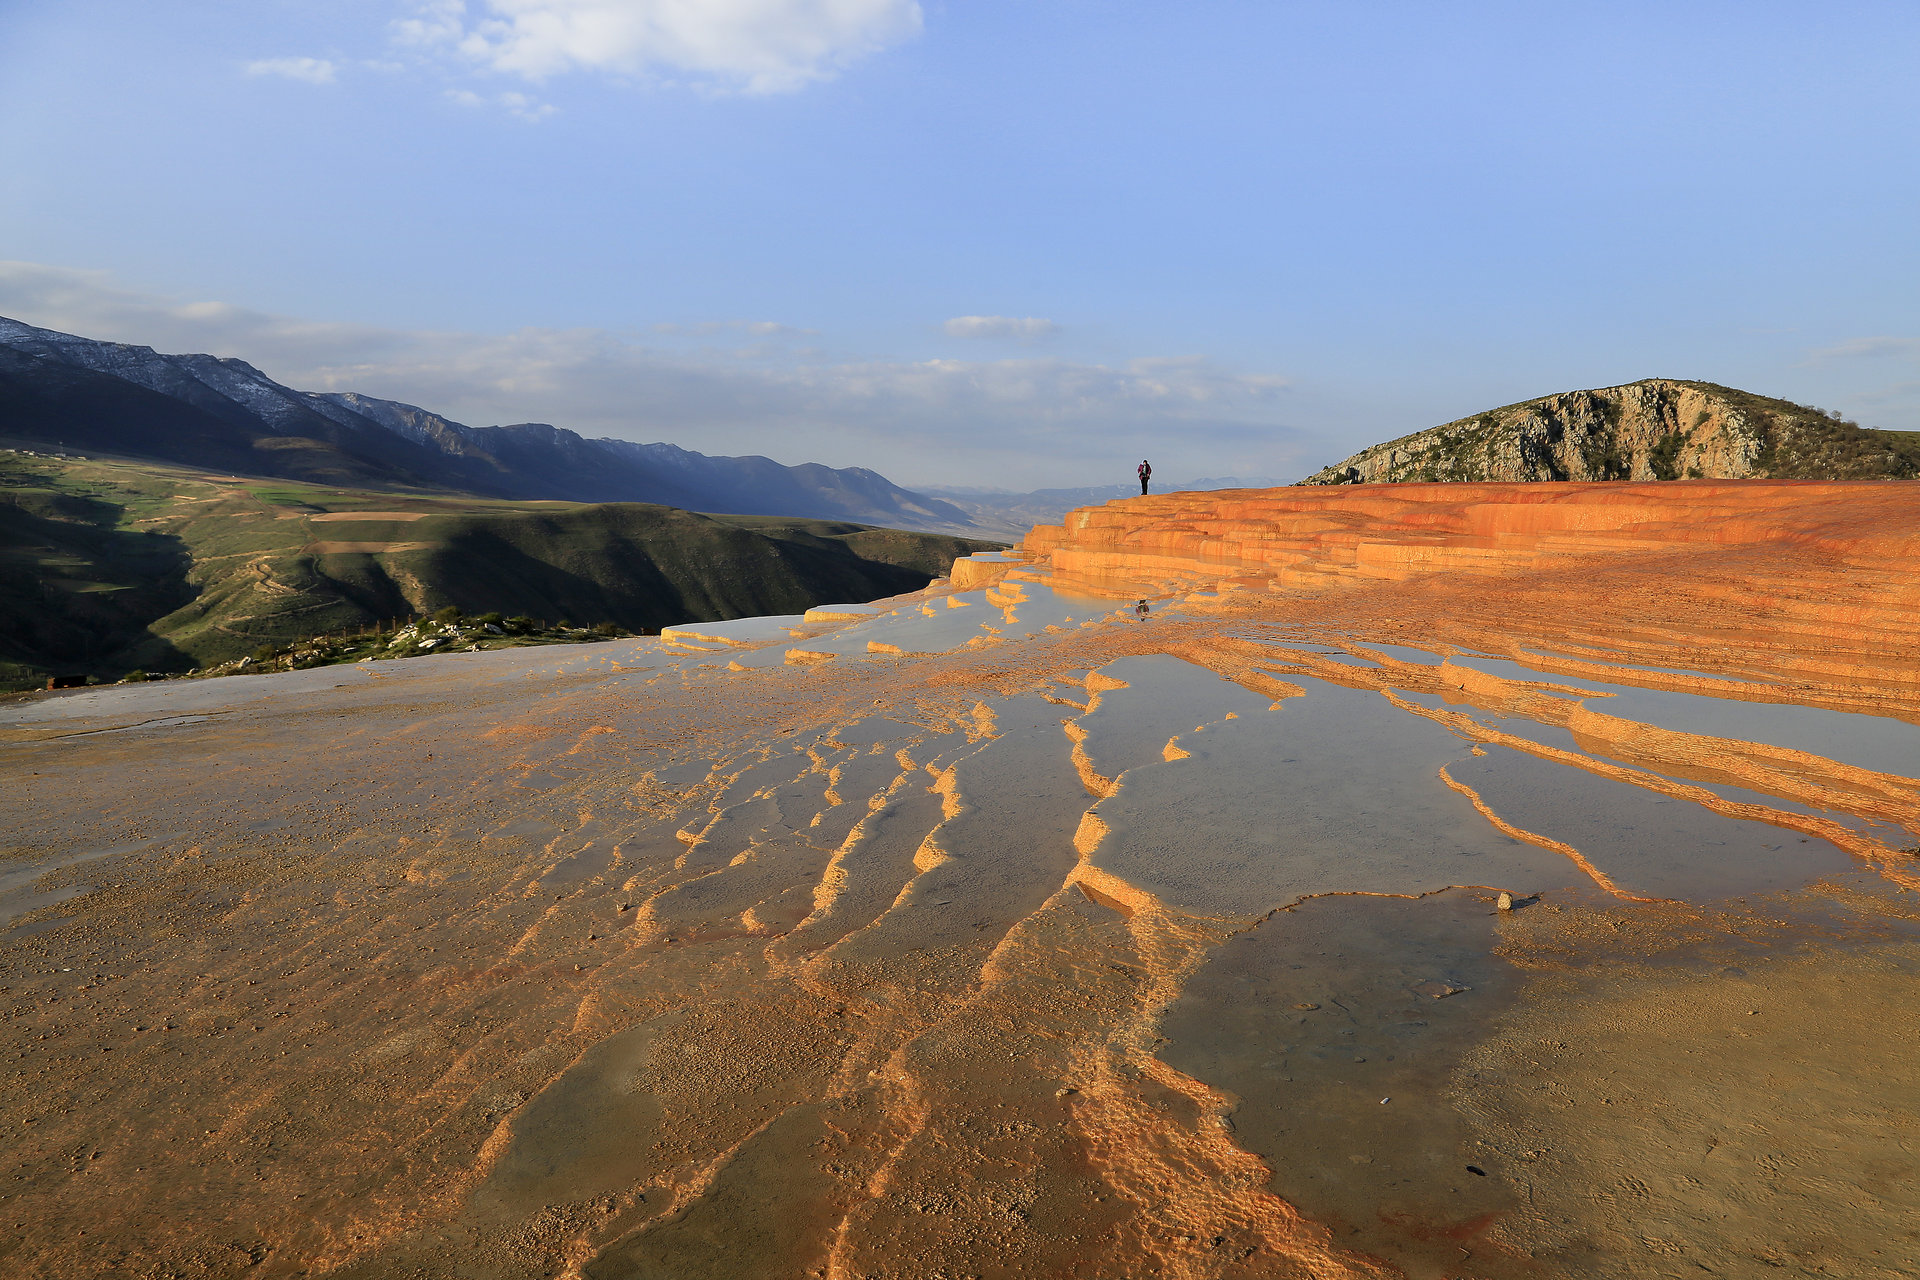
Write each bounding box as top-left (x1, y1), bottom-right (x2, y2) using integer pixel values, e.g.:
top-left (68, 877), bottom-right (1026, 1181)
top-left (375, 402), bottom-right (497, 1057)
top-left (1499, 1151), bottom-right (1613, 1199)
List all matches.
top-left (1135, 599), bottom-right (1150, 620)
top-left (1137, 459), bottom-right (1152, 495)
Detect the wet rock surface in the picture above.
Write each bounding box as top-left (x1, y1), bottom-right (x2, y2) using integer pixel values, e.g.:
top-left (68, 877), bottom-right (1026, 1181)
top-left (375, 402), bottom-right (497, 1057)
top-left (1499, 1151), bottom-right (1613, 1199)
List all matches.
top-left (1160, 891), bottom-right (1525, 1279)
top-left (3, 482), bottom-right (1918, 1278)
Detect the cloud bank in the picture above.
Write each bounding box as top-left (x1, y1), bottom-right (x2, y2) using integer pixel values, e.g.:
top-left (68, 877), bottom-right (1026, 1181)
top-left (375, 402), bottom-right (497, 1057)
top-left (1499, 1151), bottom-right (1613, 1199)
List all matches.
top-left (400, 0), bottom-right (922, 94)
top-left (943, 315), bottom-right (1059, 341)
top-left (0, 262), bottom-right (1306, 489)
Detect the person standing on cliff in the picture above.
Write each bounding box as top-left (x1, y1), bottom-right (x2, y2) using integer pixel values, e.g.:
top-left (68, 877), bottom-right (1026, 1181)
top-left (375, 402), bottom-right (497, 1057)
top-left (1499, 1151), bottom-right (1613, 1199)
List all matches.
top-left (1137, 459), bottom-right (1151, 495)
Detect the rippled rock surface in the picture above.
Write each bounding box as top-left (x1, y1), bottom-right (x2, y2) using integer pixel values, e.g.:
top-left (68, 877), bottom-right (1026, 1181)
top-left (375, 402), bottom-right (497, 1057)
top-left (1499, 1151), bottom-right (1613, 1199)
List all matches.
top-left (4, 481), bottom-right (1918, 1278)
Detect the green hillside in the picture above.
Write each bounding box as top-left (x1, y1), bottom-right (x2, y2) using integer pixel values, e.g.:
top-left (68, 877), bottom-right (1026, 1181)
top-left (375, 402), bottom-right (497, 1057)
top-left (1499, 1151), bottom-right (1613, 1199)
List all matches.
top-left (0, 452), bottom-right (999, 690)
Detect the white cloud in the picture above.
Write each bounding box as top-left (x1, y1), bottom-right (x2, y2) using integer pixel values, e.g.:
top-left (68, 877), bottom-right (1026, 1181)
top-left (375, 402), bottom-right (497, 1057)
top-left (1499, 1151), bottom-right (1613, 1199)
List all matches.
top-left (0, 262), bottom-right (402, 370)
top-left (446, 87), bottom-right (557, 120)
top-left (499, 91), bottom-right (558, 120)
top-left (0, 262), bottom-right (1306, 489)
top-left (396, 0), bottom-right (468, 48)
top-left (1855, 380), bottom-right (1920, 409)
top-left (1805, 336), bottom-right (1920, 362)
top-left (652, 319), bottom-right (810, 337)
top-left (399, 0), bottom-right (921, 93)
top-left (943, 315), bottom-right (1060, 341)
top-left (245, 57), bottom-right (339, 85)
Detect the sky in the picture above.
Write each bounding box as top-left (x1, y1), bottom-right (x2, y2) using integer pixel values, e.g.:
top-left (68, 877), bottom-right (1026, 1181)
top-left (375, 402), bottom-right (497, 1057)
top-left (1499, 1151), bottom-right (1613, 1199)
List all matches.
top-left (2, 1), bottom-right (1917, 490)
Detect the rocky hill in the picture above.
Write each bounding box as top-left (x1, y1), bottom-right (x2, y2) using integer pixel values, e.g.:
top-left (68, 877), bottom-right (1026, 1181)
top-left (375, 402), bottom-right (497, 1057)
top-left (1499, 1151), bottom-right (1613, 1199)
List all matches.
top-left (0, 316), bottom-right (979, 534)
top-left (1301, 379), bottom-right (1920, 486)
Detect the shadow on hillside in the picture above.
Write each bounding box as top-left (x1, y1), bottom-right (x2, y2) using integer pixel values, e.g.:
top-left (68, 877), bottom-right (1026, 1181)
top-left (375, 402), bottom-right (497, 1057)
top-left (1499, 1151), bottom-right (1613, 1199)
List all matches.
top-left (414, 508), bottom-right (945, 633)
top-left (0, 489), bottom-right (199, 688)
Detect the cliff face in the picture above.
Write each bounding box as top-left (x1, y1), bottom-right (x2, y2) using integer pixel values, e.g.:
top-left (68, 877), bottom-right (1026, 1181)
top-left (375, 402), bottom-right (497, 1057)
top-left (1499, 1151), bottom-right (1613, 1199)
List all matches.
top-left (1301, 379), bottom-right (1920, 485)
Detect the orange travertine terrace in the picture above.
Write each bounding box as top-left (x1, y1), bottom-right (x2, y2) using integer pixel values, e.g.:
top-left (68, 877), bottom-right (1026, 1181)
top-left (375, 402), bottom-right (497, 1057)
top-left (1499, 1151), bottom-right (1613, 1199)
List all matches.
top-left (1021, 479), bottom-right (1920, 594)
top-left (4, 478), bottom-right (1919, 1280)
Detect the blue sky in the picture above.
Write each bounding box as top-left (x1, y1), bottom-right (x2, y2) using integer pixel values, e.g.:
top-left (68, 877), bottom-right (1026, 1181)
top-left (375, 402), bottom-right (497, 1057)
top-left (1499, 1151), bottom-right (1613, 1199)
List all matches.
top-left (2, 1), bottom-right (1917, 489)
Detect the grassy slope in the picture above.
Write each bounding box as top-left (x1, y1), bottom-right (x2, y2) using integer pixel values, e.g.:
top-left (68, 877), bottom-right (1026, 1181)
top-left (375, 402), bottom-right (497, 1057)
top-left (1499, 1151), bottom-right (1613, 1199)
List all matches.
top-left (1669, 382), bottom-right (1920, 479)
top-left (0, 453), bottom-right (1001, 689)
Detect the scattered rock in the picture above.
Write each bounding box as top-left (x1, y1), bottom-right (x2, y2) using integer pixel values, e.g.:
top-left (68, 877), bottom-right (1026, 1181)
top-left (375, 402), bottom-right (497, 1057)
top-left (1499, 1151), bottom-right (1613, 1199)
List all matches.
top-left (1293, 1002), bottom-right (1320, 1011)
top-left (1497, 891), bottom-right (1514, 911)
top-left (1412, 980), bottom-right (1470, 999)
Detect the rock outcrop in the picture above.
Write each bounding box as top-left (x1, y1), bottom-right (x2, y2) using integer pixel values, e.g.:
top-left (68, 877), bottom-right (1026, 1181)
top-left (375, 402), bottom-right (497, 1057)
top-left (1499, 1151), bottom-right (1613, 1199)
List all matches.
top-left (1301, 379), bottom-right (1920, 485)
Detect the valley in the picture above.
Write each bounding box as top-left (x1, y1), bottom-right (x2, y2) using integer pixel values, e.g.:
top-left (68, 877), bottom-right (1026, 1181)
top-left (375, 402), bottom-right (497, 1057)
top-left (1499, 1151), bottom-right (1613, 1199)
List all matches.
top-left (0, 450), bottom-right (995, 690)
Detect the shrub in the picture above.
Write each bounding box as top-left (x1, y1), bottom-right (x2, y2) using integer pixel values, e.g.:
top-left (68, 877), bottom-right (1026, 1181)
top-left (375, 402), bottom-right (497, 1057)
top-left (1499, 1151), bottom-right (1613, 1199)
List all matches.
top-left (593, 621), bottom-right (619, 637)
top-left (1647, 431), bottom-right (1687, 481)
top-left (253, 645), bottom-right (279, 663)
top-left (433, 605), bottom-right (463, 625)
top-left (505, 615), bottom-right (536, 634)
top-left (474, 611), bottom-right (504, 627)
top-left (1576, 435), bottom-right (1629, 480)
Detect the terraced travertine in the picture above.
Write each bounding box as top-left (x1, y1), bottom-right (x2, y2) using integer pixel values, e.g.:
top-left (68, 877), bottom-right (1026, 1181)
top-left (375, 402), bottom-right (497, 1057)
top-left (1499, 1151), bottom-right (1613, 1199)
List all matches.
top-left (3, 480), bottom-right (1919, 1279)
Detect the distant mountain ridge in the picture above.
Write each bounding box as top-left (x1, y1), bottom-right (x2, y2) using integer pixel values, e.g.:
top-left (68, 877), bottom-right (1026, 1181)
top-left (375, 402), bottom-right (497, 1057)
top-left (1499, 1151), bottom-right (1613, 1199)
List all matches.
top-left (1302, 378), bottom-right (1920, 486)
top-left (921, 475), bottom-right (1295, 537)
top-left (0, 316), bottom-right (979, 534)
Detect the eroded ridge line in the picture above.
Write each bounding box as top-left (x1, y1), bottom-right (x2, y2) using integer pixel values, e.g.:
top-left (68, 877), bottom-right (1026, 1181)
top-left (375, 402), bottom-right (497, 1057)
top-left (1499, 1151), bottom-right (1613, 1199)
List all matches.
top-left (1377, 688), bottom-right (1916, 878)
top-left (1436, 762), bottom-right (1658, 903)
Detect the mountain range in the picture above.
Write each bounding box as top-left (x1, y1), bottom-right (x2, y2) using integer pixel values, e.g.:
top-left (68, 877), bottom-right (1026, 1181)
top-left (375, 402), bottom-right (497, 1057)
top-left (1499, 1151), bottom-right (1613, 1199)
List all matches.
top-left (0, 318), bottom-right (1311, 539)
top-left (15, 315), bottom-right (1913, 556)
top-left (920, 476), bottom-right (1295, 532)
top-left (0, 316), bottom-right (980, 534)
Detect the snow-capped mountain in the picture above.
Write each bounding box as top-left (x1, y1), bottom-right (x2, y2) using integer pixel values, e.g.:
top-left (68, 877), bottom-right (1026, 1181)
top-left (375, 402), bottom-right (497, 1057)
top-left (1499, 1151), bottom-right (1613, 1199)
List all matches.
top-left (0, 316), bottom-right (979, 534)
